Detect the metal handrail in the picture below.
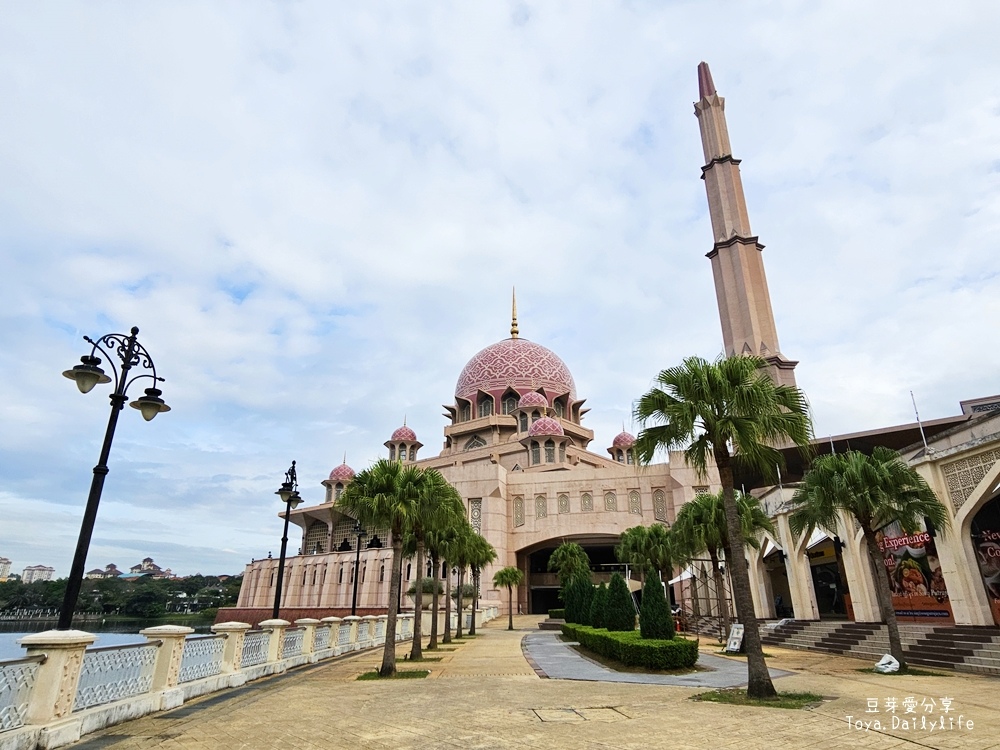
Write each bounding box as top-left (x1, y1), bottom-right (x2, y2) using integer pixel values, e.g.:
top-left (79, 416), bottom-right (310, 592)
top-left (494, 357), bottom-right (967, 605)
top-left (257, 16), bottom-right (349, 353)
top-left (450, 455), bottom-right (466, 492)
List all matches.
top-left (0, 654), bottom-right (46, 666)
top-left (85, 640), bottom-right (162, 653)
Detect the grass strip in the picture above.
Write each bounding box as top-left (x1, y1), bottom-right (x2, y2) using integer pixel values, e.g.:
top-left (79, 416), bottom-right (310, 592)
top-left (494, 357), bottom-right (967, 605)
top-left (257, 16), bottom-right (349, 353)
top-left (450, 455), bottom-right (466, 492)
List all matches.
top-left (692, 689), bottom-right (825, 710)
top-left (356, 669), bottom-right (429, 680)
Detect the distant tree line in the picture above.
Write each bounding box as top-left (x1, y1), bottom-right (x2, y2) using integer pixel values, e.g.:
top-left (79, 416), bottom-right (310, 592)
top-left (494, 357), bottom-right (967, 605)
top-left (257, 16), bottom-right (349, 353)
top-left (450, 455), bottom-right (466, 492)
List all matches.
top-left (0, 574), bottom-right (243, 619)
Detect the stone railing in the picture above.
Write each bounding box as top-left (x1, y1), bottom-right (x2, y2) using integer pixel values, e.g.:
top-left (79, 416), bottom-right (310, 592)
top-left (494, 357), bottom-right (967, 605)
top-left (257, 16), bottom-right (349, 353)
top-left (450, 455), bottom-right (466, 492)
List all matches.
top-left (0, 615), bottom-right (416, 750)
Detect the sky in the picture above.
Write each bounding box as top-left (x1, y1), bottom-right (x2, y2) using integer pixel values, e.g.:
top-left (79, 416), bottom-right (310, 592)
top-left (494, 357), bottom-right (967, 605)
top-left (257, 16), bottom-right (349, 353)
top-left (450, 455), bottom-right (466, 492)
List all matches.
top-left (1, 2), bottom-right (998, 578)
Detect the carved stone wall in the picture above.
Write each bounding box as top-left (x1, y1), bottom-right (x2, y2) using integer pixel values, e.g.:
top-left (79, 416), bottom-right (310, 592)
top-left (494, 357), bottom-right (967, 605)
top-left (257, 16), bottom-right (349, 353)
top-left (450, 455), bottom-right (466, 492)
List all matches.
top-left (942, 448), bottom-right (1000, 511)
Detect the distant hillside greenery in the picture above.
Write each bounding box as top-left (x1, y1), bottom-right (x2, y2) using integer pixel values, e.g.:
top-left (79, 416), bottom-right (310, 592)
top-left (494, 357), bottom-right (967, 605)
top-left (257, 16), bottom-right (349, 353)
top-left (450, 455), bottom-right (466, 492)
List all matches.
top-left (0, 574), bottom-right (243, 619)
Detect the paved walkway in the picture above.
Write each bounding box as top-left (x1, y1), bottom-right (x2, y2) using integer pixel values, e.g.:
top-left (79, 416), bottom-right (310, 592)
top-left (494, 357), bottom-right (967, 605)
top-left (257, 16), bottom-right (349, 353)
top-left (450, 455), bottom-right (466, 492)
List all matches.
top-left (67, 617), bottom-right (1000, 750)
top-left (523, 631), bottom-right (792, 687)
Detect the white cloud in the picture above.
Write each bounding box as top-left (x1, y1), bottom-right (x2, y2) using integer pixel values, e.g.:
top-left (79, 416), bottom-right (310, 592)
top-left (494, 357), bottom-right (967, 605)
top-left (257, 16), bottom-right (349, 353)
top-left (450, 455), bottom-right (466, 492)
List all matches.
top-left (1, 1), bottom-right (998, 575)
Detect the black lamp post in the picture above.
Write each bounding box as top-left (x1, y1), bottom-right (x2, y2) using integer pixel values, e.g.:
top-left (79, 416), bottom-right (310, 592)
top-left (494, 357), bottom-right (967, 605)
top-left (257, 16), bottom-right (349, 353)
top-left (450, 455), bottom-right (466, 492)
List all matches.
top-left (272, 461), bottom-right (303, 620)
top-left (59, 326), bottom-right (169, 630)
top-left (351, 521), bottom-right (367, 616)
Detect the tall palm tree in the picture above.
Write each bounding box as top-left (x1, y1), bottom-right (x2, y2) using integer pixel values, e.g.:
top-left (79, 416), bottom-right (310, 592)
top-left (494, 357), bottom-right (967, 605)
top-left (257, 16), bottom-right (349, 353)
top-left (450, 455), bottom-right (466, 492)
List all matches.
top-left (408, 469), bottom-right (461, 661)
top-left (337, 458), bottom-right (424, 677)
top-left (634, 354), bottom-right (811, 699)
top-left (493, 566), bottom-right (524, 630)
top-left (425, 511), bottom-right (463, 650)
top-left (615, 526), bottom-right (652, 584)
top-left (789, 447), bottom-right (949, 671)
top-left (449, 524), bottom-right (475, 638)
top-left (468, 533), bottom-right (497, 635)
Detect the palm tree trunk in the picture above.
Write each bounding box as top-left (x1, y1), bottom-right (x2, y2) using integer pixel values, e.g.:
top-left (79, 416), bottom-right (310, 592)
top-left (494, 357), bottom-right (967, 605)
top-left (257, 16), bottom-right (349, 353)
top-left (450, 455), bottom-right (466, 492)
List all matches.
top-left (455, 568), bottom-right (465, 638)
top-left (442, 559), bottom-right (453, 644)
top-left (380, 535), bottom-right (403, 676)
top-left (470, 567), bottom-right (479, 636)
top-left (862, 525), bottom-right (908, 669)
top-left (428, 553), bottom-right (440, 650)
top-left (716, 449), bottom-right (777, 699)
top-left (410, 541), bottom-right (425, 660)
top-left (507, 584), bottom-right (514, 630)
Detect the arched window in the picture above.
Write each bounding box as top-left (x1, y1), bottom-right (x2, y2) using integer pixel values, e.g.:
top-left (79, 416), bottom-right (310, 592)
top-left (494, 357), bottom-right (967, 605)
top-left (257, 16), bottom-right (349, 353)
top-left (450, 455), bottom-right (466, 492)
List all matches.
top-left (559, 443), bottom-right (566, 462)
top-left (519, 413), bottom-right (528, 432)
top-left (545, 439), bottom-right (555, 462)
top-left (464, 435), bottom-right (487, 450)
top-left (530, 441), bottom-right (540, 465)
top-left (626, 449), bottom-right (634, 465)
top-left (338, 567), bottom-right (344, 584)
top-left (460, 403), bottom-right (471, 422)
top-left (349, 567), bottom-right (354, 584)
top-left (554, 400), bottom-right (565, 418)
top-left (531, 410), bottom-right (540, 422)
top-left (409, 446), bottom-right (417, 460)
top-left (389, 445), bottom-right (396, 460)
top-left (478, 396), bottom-right (494, 418)
top-left (379, 564), bottom-right (385, 583)
top-left (398, 444), bottom-right (407, 460)
top-left (616, 450), bottom-right (625, 463)
top-left (503, 395), bottom-right (517, 415)
top-left (406, 563), bottom-right (412, 580)
top-left (334, 482), bottom-right (344, 500)
top-left (362, 565), bottom-right (366, 583)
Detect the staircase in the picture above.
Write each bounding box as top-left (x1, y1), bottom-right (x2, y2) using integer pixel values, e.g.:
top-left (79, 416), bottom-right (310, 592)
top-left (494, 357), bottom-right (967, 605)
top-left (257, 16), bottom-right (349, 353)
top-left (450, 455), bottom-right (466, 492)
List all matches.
top-left (760, 620), bottom-right (1000, 676)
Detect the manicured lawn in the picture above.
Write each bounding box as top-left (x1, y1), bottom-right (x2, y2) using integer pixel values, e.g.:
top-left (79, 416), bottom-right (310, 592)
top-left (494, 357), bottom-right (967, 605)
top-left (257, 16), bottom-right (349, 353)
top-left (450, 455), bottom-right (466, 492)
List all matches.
top-left (692, 689), bottom-right (826, 709)
top-left (356, 669), bottom-right (429, 680)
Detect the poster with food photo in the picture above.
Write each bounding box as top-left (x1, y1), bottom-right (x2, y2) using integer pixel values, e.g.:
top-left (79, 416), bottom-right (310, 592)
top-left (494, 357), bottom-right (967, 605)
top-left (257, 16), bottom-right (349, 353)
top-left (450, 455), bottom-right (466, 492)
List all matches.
top-left (875, 520), bottom-right (953, 622)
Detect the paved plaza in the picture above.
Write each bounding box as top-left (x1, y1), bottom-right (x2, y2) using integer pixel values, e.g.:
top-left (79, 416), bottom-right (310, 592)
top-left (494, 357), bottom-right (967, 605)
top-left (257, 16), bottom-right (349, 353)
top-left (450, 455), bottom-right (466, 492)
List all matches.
top-left (68, 617), bottom-right (999, 750)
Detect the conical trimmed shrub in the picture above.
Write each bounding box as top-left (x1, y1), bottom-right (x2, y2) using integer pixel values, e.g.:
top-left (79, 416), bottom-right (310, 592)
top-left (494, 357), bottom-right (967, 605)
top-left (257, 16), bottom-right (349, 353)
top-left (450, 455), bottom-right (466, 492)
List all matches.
top-left (590, 582), bottom-right (609, 629)
top-left (605, 572), bottom-right (636, 632)
top-left (639, 573), bottom-right (675, 639)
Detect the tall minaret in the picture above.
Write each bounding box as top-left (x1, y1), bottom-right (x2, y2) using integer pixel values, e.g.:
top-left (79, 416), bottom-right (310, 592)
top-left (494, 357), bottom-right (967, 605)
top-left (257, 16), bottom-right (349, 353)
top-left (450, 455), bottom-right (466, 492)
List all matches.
top-left (694, 62), bottom-right (797, 387)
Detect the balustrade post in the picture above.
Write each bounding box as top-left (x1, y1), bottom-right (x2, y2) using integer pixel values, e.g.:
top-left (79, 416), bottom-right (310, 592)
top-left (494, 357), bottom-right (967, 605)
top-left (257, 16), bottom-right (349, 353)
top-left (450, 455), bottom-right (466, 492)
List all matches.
top-left (360, 615), bottom-right (377, 649)
top-left (342, 615), bottom-right (361, 651)
top-left (376, 614), bottom-right (388, 645)
top-left (140, 625), bottom-right (194, 693)
top-left (20, 629), bottom-right (96, 727)
top-left (211, 621), bottom-right (251, 673)
top-left (294, 618), bottom-right (320, 656)
top-left (258, 618), bottom-right (289, 663)
top-left (322, 616), bottom-right (343, 654)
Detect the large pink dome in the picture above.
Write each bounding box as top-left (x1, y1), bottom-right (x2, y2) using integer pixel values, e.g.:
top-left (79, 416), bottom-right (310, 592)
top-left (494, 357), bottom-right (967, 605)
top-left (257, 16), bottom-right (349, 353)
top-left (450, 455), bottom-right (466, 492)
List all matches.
top-left (455, 338), bottom-right (576, 401)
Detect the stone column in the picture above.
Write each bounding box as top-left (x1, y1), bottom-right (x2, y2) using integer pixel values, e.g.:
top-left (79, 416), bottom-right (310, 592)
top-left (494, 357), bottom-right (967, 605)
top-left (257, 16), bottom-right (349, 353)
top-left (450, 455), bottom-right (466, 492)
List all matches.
top-left (20, 629), bottom-right (97, 726)
top-left (140, 625), bottom-right (195, 692)
top-left (211, 621), bottom-right (251, 673)
top-left (258, 618), bottom-right (290, 662)
top-left (775, 514), bottom-right (819, 620)
top-left (295, 618), bottom-right (320, 656)
top-left (342, 615), bottom-right (361, 651)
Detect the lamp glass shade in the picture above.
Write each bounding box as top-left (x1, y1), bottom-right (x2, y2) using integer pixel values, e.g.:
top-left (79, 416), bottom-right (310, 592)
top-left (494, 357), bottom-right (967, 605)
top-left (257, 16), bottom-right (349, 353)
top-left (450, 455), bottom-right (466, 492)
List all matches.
top-left (129, 388), bottom-right (170, 421)
top-left (63, 357), bottom-right (111, 394)
top-left (288, 493), bottom-right (304, 510)
top-left (276, 484), bottom-right (293, 503)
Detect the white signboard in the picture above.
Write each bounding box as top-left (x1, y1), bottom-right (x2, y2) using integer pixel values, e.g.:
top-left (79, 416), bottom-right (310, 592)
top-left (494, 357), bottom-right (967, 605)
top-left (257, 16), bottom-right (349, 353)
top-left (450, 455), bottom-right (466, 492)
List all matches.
top-left (725, 624), bottom-right (745, 653)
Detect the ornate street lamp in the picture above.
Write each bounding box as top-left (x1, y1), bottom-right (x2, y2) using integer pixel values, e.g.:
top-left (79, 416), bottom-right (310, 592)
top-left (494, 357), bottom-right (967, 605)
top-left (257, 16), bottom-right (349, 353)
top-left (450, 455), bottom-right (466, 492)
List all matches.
top-left (59, 326), bottom-right (170, 629)
top-left (272, 461), bottom-right (303, 619)
top-left (351, 521), bottom-right (367, 616)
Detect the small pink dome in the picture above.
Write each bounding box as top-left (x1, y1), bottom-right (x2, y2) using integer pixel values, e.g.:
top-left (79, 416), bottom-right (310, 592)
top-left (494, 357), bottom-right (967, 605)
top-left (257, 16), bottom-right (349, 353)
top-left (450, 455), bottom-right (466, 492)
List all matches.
top-left (391, 425), bottom-right (417, 442)
top-left (612, 431), bottom-right (636, 449)
top-left (517, 391), bottom-right (548, 409)
top-left (328, 462), bottom-right (355, 481)
top-left (528, 416), bottom-right (564, 437)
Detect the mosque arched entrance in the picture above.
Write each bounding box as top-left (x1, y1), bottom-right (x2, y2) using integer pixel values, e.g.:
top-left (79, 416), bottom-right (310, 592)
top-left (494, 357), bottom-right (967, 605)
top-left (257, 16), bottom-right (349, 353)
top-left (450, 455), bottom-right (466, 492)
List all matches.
top-left (517, 535), bottom-right (627, 615)
top-left (970, 493), bottom-right (1000, 626)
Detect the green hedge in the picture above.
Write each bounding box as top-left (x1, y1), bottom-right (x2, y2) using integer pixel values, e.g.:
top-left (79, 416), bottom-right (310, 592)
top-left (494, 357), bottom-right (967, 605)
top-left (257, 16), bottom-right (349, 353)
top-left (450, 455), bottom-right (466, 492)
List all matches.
top-left (561, 624), bottom-right (699, 670)
top-left (548, 608), bottom-right (566, 620)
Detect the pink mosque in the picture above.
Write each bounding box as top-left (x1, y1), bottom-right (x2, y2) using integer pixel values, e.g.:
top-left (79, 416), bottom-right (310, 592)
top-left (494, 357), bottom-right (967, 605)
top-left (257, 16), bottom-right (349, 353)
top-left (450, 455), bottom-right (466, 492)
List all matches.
top-left (228, 64), bottom-right (1000, 648)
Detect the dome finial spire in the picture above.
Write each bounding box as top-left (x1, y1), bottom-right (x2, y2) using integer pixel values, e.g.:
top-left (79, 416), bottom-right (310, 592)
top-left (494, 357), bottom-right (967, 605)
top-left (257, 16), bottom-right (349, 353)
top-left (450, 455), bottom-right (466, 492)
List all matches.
top-left (510, 287), bottom-right (519, 339)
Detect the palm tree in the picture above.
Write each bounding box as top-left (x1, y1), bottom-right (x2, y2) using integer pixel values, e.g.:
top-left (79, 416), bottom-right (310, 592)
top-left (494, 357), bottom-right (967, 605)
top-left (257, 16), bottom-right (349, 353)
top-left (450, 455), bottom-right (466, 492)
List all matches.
top-left (425, 514), bottom-right (462, 650)
top-left (616, 524), bottom-right (677, 586)
top-left (337, 458), bottom-right (424, 677)
top-left (547, 542), bottom-right (591, 588)
top-left (615, 526), bottom-right (652, 584)
top-left (789, 447), bottom-right (949, 671)
top-left (634, 354), bottom-right (811, 699)
top-left (468, 533), bottom-right (497, 635)
top-left (492, 566), bottom-right (524, 630)
top-left (449, 524), bottom-right (475, 638)
top-left (407, 469), bottom-right (461, 661)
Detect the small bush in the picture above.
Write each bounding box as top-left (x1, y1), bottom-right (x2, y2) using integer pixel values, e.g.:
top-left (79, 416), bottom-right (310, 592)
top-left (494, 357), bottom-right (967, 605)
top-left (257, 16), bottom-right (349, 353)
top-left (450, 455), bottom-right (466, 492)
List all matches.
top-left (590, 583), bottom-right (608, 629)
top-left (450, 583), bottom-right (477, 603)
top-left (407, 578), bottom-right (444, 596)
top-left (561, 623), bottom-right (699, 670)
top-left (548, 608), bottom-right (566, 620)
top-left (604, 572), bottom-right (636, 632)
top-left (639, 574), bottom-right (674, 640)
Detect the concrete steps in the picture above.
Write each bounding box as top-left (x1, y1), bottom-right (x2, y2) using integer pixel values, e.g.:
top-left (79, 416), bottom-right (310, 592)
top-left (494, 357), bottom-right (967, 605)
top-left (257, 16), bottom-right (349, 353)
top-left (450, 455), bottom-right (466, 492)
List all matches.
top-left (760, 620), bottom-right (1000, 676)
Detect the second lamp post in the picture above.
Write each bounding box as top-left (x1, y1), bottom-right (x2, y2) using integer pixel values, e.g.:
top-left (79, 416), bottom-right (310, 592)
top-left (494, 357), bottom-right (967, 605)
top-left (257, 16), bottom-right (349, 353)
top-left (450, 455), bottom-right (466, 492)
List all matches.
top-left (272, 461), bottom-right (303, 620)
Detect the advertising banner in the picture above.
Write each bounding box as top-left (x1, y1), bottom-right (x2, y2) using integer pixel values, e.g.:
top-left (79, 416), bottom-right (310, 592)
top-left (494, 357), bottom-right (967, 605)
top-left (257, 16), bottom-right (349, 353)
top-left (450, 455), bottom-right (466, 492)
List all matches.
top-left (875, 521), bottom-right (953, 623)
top-left (970, 496), bottom-right (1000, 626)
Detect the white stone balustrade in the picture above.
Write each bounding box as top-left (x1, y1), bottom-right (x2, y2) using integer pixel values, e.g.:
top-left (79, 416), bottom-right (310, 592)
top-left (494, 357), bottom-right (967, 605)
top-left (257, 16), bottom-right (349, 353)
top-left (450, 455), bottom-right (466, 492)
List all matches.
top-left (0, 613), bottom-right (415, 750)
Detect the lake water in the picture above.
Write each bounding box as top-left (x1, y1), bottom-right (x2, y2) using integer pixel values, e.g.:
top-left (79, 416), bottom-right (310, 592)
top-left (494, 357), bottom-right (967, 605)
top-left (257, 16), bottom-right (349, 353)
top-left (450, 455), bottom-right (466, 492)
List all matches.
top-left (0, 619), bottom-right (213, 661)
